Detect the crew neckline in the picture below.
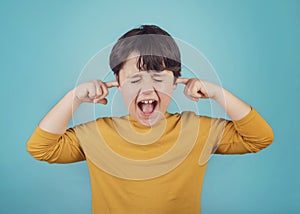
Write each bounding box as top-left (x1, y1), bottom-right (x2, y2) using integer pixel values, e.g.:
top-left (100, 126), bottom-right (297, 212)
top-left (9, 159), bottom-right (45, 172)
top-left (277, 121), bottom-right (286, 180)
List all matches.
top-left (126, 112), bottom-right (173, 130)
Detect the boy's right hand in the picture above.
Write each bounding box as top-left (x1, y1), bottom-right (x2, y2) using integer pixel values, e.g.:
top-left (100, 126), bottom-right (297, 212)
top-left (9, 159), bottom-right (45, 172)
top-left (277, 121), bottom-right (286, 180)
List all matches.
top-left (74, 80), bottom-right (119, 105)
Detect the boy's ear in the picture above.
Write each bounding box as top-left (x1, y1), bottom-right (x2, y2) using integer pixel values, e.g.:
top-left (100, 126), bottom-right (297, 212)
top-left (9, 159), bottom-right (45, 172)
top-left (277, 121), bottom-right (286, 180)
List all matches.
top-left (172, 83), bottom-right (177, 90)
top-left (115, 74), bottom-right (121, 91)
top-left (172, 77), bottom-right (178, 90)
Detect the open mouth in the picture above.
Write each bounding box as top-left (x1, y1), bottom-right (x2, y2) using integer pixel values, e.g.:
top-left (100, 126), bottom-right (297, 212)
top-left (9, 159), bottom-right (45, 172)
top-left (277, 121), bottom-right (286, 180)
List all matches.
top-left (137, 99), bottom-right (158, 116)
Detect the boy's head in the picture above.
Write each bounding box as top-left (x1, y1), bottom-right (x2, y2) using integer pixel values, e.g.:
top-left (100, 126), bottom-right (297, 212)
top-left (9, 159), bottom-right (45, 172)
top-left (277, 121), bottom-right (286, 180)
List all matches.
top-left (109, 25), bottom-right (181, 126)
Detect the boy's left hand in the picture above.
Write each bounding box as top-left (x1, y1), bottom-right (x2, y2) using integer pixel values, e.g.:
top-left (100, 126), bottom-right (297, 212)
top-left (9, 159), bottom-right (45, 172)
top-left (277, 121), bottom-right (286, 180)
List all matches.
top-left (176, 78), bottom-right (221, 102)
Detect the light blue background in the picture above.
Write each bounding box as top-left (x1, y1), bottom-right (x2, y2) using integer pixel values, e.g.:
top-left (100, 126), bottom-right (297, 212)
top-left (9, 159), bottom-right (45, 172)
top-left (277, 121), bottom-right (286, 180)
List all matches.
top-left (1, 0), bottom-right (299, 213)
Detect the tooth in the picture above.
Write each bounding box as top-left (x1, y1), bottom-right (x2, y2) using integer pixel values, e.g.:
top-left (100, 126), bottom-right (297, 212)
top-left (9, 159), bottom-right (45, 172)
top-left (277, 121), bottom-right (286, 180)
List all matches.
top-left (149, 100), bottom-right (153, 104)
top-left (144, 100), bottom-right (149, 104)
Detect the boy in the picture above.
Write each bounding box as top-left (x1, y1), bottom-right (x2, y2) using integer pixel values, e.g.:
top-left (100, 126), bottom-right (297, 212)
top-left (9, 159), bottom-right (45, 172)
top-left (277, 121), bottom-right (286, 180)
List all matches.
top-left (27, 25), bottom-right (274, 214)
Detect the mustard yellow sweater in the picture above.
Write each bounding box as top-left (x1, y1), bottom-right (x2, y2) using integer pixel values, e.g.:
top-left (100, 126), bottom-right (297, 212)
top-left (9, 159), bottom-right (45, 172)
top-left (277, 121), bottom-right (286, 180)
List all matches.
top-left (27, 108), bottom-right (273, 214)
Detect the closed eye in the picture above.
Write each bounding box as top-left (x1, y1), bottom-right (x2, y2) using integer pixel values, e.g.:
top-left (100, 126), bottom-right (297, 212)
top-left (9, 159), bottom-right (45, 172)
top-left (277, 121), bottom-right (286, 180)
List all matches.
top-left (154, 79), bottom-right (163, 82)
top-left (130, 79), bottom-right (141, 84)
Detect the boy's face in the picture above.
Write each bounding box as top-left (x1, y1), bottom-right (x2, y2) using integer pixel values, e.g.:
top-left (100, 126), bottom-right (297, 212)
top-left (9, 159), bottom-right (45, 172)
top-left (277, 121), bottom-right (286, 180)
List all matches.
top-left (117, 54), bottom-right (176, 126)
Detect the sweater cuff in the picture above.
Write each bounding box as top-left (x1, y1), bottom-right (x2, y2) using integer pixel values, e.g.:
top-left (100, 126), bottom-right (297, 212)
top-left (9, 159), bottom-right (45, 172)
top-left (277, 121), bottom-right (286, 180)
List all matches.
top-left (35, 126), bottom-right (63, 140)
top-left (232, 106), bottom-right (258, 126)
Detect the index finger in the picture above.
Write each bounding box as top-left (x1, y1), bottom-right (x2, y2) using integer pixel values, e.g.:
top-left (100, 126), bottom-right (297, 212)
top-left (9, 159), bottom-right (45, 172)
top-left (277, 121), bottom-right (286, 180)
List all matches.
top-left (104, 81), bottom-right (119, 88)
top-left (176, 78), bottom-right (190, 85)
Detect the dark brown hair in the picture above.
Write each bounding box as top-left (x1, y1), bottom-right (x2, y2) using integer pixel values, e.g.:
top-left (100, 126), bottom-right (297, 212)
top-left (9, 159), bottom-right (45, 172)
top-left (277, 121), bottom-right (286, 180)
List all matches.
top-left (109, 25), bottom-right (181, 81)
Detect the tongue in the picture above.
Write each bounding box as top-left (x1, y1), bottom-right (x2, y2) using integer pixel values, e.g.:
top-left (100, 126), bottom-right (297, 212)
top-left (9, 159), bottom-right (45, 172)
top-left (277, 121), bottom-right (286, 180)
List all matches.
top-left (141, 103), bottom-right (154, 114)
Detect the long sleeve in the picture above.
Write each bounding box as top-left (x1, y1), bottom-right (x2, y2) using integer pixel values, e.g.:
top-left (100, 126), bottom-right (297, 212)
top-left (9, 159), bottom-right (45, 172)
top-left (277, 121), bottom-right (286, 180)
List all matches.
top-left (201, 107), bottom-right (274, 154)
top-left (26, 126), bottom-right (86, 163)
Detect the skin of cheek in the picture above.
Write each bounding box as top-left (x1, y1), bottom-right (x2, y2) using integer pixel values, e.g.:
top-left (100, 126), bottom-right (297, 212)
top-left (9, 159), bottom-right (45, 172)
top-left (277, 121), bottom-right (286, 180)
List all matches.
top-left (119, 79), bottom-right (140, 113)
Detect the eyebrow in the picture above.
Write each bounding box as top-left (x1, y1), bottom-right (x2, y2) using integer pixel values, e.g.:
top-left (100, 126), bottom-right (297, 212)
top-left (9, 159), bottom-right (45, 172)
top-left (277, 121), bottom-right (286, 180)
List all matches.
top-left (129, 73), bottom-right (143, 79)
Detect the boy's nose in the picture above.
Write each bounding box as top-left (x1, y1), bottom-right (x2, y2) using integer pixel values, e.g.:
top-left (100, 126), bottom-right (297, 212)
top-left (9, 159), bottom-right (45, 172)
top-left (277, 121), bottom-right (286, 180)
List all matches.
top-left (140, 81), bottom-right (155, 95)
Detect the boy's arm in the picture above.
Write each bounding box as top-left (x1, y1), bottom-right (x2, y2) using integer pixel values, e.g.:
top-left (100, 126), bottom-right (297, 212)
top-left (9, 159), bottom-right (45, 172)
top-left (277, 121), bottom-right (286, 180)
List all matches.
top-left (39, 90), bottom-right (81, 134)
top-left (27, 125), bottom-right (86, 163)
top-left (212, 87), bottom-right (251, 121)
top-left (176, 78), bottom-right (251, 120)
top-left (177, 78), bottom-right (274, 154)
top-left (39, 80), bottom-right (118, 134)
top-left (27, 80), bottom-right (118, 163)
top-left (199, 108), bottom-right (274, 155)
top-left (27, 90), bottom-right (84, 163)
